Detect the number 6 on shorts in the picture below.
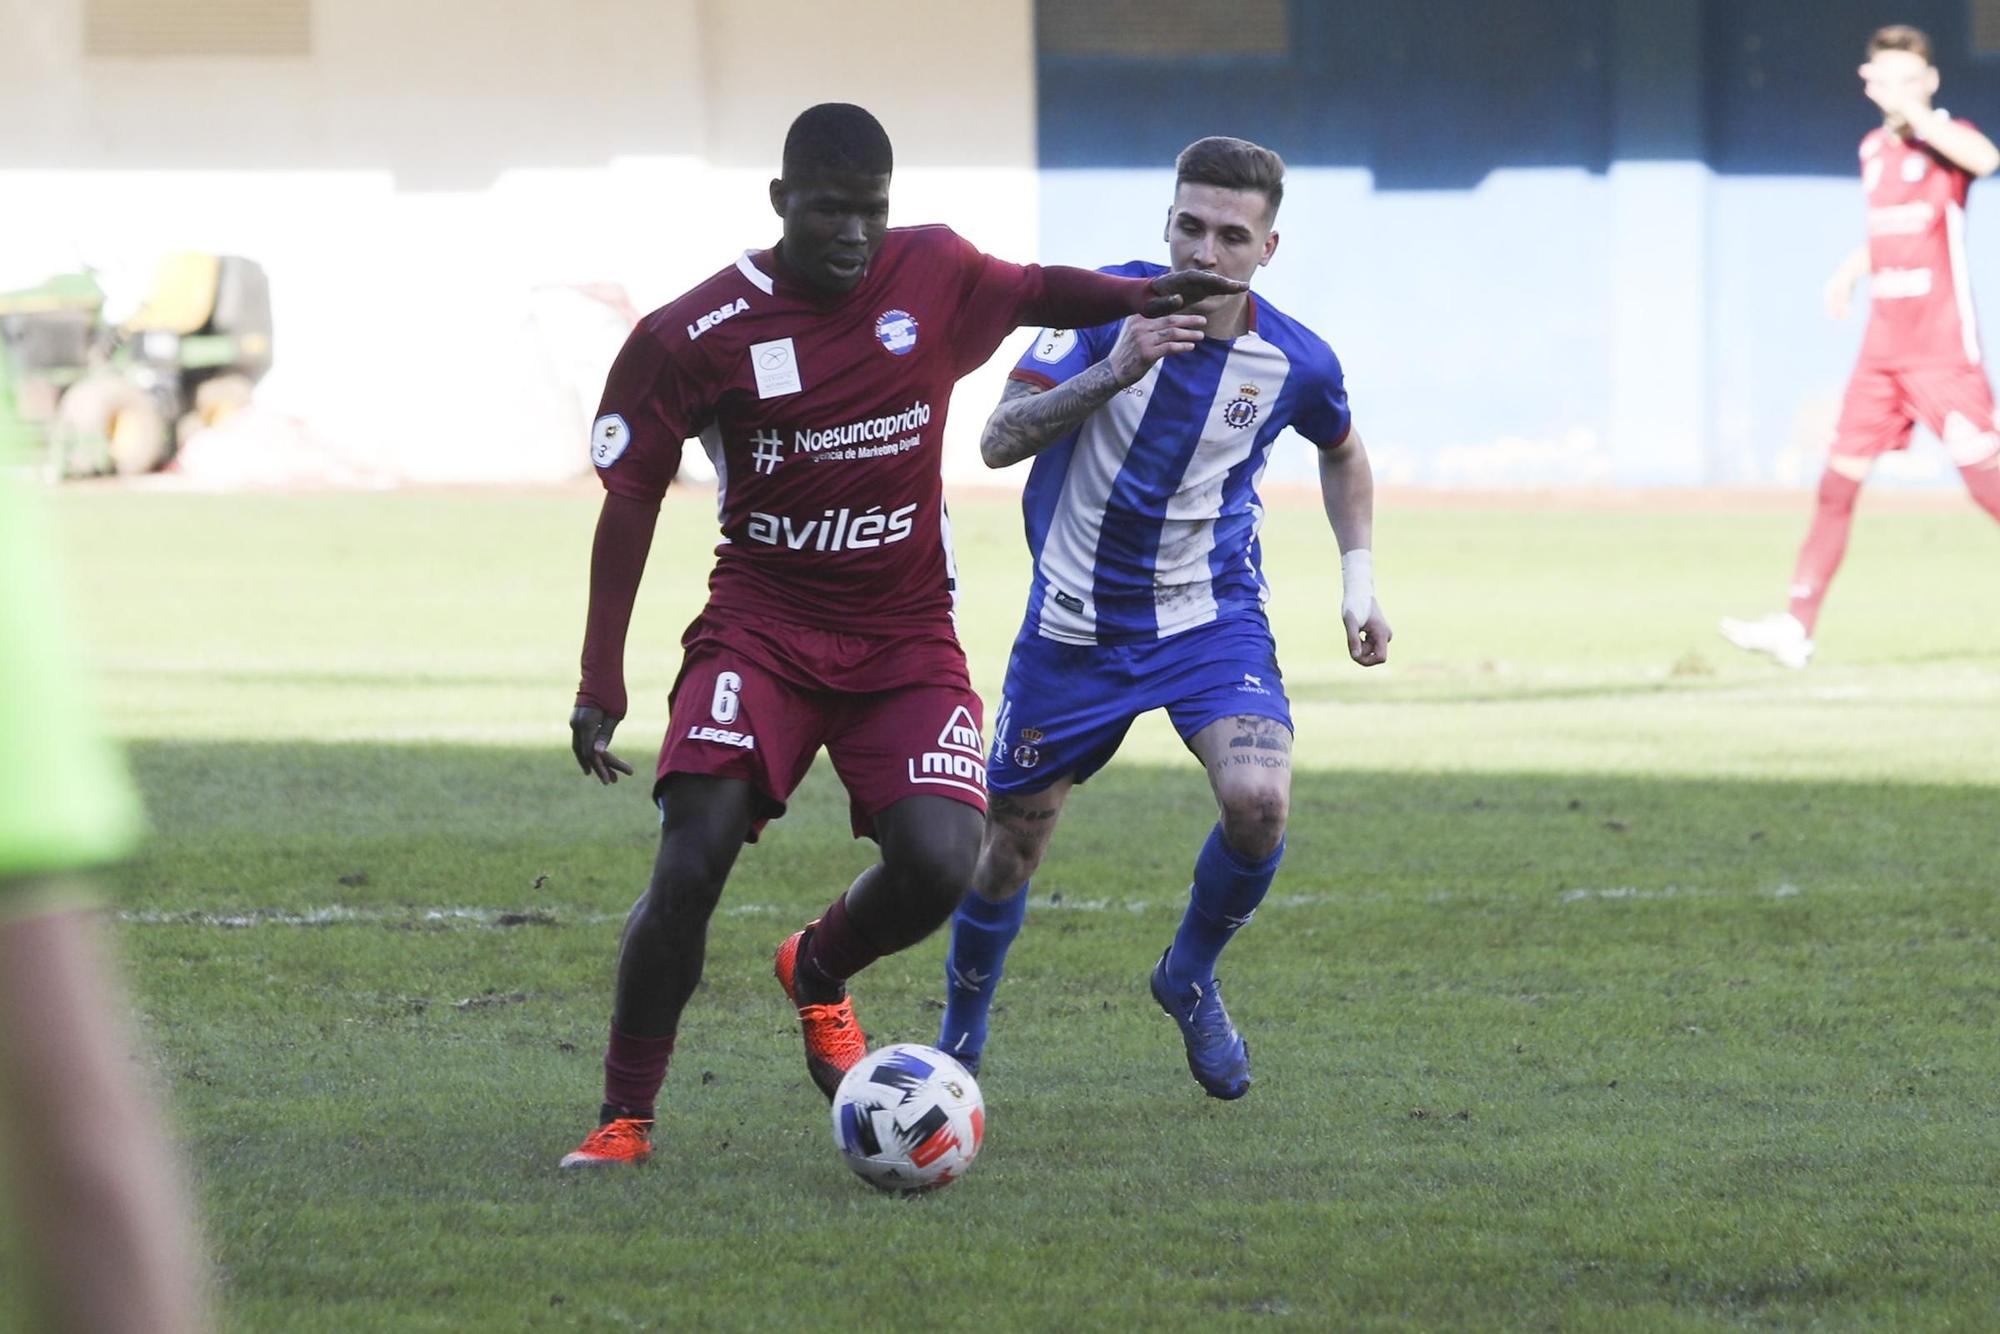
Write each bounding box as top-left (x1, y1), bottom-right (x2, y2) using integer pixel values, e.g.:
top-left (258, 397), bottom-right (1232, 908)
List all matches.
top-left (711, 671), bottom-right (742, 725)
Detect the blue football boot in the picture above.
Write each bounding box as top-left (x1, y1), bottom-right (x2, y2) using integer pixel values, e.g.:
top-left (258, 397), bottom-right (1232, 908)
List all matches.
top-left (1149, 947), bottom-right (1252, 1100)
top-left (939, 1025), bottom-right (982, 1078)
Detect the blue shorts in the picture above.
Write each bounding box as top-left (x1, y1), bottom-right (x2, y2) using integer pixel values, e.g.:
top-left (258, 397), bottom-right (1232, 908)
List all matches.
top-left (986, 615), bottom-right (1293, 795)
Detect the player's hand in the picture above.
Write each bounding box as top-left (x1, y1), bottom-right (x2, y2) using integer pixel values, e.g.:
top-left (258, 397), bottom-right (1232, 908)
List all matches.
top-left (1823, 272), bottom-right (1854, 321)
top-left (1860, 63), bottom-right (1896, 116)
top-left (570, 705), bottom-right (635, 785)
top-left (1144, 268), bottom-right (1248, 316)
top-left (1860, 63), bottom-right (1931, 129)
top-left (1343, 600), bottom-right (1392, 667)
top-left (1882, 100), bottom-right (1932, 135)
top-left (1106, 313), bottom-right (1207, 384)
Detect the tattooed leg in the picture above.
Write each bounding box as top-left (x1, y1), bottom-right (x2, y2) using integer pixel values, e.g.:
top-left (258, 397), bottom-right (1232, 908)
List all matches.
top-left (1188, 715), bottom-right (1292, 859)
top-left (939, 779), bottom-right (1074, 1071)
top-left (973, 781), bottom-right (1074, 902)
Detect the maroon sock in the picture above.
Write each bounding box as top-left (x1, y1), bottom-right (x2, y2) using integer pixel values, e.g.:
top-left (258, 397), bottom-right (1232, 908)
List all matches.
top-left (1787, 469), bottom-right (1863, 635)
top-left (602, 1025), bottom-right (674, 1118)
top-left (803, 892), bottom-right (887, 987)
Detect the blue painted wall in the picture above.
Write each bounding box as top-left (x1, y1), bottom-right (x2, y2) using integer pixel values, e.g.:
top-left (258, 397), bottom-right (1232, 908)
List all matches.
top-left (1035, 0), bottom-right (2000, 487)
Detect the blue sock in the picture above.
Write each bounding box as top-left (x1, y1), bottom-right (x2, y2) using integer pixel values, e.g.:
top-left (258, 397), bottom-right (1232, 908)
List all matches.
top-left (1166, 825), bottom-right (1284, 989)
top-left (938, 885), bottom-right (1028, 1063)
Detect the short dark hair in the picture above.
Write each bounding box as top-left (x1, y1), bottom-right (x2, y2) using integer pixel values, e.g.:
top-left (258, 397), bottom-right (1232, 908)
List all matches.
top-left (1175, 136), bottom-right (1285, 219)
top-left (782, 103), bottom-right (894, 181)
top-left (1867, 24), bottom-right (1933, 64)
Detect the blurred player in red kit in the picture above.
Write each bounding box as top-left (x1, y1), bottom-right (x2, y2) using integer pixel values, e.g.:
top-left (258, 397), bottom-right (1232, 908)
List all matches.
top-left (559, 103), bottom-right (1244, 1166)
top-left (1724, 25), bottom-right (2000, 667)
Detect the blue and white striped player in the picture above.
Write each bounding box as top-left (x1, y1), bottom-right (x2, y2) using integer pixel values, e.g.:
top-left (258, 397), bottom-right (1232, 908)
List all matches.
top-left (938, 137), bottom-right (1392, 1099)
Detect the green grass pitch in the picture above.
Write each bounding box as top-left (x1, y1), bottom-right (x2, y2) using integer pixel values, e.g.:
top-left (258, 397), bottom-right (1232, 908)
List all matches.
top-left (16, 481), bottom-right (2000, 1330)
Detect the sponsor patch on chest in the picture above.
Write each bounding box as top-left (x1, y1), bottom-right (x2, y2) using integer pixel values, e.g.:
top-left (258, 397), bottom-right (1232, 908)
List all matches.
top-left (750, 338), bottom-right (804, 399)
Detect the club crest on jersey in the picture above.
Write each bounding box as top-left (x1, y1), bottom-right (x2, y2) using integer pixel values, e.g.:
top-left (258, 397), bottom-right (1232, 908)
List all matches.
top-left (591, 414), bottom-right (631, 468)
top-left (1011, 744), bottom-right (1042, 769)
top-left (1223, 396), bottom-right (1260, 429)
top-left (1902, 154), bottom-right (1928, 183)
top-left (875, 309), bottom-right (919, 356)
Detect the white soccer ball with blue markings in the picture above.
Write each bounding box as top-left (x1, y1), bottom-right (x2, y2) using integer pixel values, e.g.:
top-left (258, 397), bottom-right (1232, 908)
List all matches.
top-left (830, 1043), bottom-right (985, 1192)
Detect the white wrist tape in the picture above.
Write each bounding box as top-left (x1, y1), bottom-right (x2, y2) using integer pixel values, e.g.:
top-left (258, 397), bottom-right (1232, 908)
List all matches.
top-left (1341, 548), bottom-right (1374, 625)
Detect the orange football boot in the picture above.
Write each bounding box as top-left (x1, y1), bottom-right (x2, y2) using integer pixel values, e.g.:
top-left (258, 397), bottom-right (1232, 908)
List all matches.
top-left (559, 1116), bottom-right (653, 1169)
top-left (774, 926), bottom-right (867, 1099)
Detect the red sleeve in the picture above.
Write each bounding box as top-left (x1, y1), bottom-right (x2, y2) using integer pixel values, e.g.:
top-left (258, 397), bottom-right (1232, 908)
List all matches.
top-left (944, 231), bottom-right (1151, 375)
top-left (575, 492), bottom-right (660, 719)
top-left (1019, 265), bottom-right (1153, 329)
top-left (1947, 119), bottom-right (1978, 198)
top-left (590, 320), bottom-right (708, 504)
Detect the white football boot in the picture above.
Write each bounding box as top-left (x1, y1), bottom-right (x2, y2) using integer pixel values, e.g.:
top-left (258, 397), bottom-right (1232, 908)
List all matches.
top-left (1718, 611), bottom-right (1815, 669)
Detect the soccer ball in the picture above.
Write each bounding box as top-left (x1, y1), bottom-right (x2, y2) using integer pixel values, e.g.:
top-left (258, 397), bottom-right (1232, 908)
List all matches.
top-left (830, 1043), bottom-right (985, 1192)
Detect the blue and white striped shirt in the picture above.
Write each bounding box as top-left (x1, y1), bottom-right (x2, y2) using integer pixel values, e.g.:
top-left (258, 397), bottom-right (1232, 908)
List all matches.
top-left (1009, 261), bottom-right (1351, 646)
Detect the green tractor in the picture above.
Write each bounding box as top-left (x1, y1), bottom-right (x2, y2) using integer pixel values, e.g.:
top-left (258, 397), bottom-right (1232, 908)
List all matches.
top-left (0, 253), bottom-right (273, 477)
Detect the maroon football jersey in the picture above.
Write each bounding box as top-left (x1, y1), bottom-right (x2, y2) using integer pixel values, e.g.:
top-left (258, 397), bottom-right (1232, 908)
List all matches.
top-left (1858, 121), bottom-right (1983, 369)
top-left (593, 226), bottom-right (1080, 633)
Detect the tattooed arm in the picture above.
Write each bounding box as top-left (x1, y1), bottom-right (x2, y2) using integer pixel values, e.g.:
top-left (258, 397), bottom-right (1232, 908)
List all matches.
top-left (980, 312), bottom-right (1208, 468)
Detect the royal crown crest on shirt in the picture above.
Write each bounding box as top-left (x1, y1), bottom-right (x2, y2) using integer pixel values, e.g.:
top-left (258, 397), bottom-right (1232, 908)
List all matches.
top-left (1223, 393), bottom-right (1260, 429)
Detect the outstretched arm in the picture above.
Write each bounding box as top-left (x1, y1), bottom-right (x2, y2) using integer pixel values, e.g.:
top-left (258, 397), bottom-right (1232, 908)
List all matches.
top-left (1024, 266), bottom-right (1247, 330)
top-left (1864, 69), bottom-right (2000, 177)
top-left (1916, 113), bottom-right (2000, 178)
top-left (571, 491), bottom-right (659, 783)
top-left (1318, 427), bottom-right (1391, 666)
top-left (981, 313), bottom-right (1208, 468)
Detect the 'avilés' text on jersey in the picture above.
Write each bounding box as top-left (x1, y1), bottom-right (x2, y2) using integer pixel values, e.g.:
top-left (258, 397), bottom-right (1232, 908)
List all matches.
top-left (1009, 261), bottom-right (1351, 646)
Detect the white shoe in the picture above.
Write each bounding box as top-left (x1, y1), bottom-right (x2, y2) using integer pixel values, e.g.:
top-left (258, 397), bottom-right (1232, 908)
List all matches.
top-left (1718, 612), bottom-right (1814, 669)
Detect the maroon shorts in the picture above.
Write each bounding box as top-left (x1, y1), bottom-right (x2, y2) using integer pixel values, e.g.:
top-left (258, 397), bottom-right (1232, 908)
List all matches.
top-left (1833, 362), bottom-right (2000, 466)
top-left (655, 618), bottom-right (987, 841)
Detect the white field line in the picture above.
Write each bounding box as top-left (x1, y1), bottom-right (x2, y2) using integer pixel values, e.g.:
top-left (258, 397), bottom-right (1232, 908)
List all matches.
top-left (116, 893), bottom-right (1353, 929)
top-left (113, 885), bottom-right (1813, 930)
top-left (1557, 883), bottom-right (1802, 903)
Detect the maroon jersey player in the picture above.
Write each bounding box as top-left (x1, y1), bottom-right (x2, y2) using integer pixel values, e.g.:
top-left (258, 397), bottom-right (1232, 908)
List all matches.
top-left (559, 103), bottom-right (1244, 1168)
top-left (1723, 25), bottom-right (2000, 668)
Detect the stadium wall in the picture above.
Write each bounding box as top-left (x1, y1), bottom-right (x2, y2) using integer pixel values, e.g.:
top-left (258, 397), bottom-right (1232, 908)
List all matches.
top-left (1037, 0), bottom-right (2000, 489)
top-left (10, 1), bottom-right (1998, 491)
top-left (0, 0), bottom-right (1039, 483)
